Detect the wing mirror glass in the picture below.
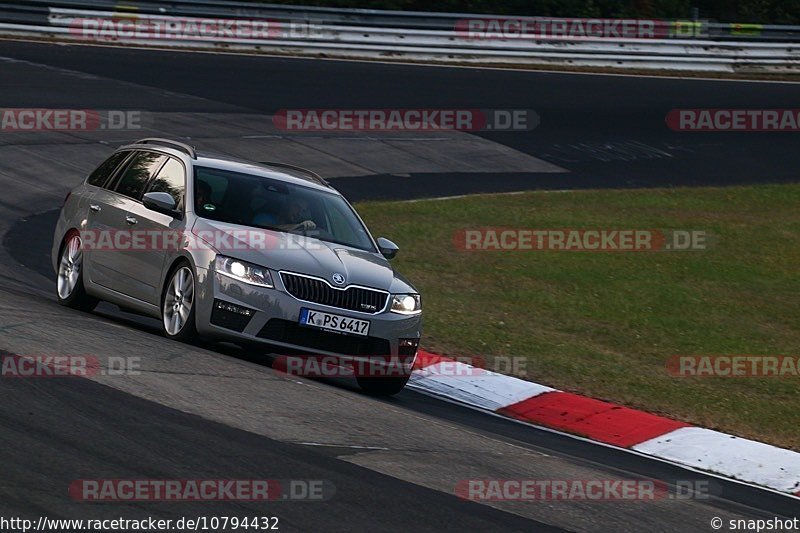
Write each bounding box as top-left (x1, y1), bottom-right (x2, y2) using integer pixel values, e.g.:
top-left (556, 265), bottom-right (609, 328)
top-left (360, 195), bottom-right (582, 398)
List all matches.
top-left (377, 237), bottom-right (399, 259)
top-left (142, 192), bottom-right (180, 218)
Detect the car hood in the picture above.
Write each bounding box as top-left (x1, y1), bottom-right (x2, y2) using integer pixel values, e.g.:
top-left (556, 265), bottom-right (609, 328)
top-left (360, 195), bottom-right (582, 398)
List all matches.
top-left (193, 218), bottom-right (415, 293)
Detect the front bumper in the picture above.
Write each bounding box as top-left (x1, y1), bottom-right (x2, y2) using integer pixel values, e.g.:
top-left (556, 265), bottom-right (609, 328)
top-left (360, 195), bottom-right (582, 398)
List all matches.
top-left (194, 267), bottom-right (422, 366)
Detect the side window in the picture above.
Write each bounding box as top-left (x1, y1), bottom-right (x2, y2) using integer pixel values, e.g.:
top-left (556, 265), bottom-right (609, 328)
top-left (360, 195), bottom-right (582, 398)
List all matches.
top-left (86, 151), bottom-right (129, 188)
top-left (147, 158), bottom-right (186, 211)
top-left (113, 151), bottom-right (167, 201)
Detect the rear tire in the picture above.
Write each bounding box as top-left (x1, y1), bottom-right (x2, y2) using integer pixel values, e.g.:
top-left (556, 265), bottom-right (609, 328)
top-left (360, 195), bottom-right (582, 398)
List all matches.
top-left (56, 232), bottom-right (99, 312)
top-left (161, 262), bottom-right (198, 342)
top-left (357, 376), bottom-right (410, 396)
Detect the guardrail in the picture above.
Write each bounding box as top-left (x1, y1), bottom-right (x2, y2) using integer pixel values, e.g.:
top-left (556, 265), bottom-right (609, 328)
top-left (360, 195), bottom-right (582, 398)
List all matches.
top-left (1, 1), bottom-right (799, 73)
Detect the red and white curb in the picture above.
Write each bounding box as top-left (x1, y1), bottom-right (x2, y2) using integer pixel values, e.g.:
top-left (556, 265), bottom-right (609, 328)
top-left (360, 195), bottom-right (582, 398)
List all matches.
top-left (408, 351), bottom-right (800, 497)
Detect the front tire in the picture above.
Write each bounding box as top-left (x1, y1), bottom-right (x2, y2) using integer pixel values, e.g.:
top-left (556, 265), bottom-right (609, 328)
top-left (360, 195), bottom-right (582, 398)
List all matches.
top-left (56, 232), bottom-right (99, 311)
top-left (356, 376), bottom-right (410, 396)
top-left (161, 263), bottom-right (198, 342)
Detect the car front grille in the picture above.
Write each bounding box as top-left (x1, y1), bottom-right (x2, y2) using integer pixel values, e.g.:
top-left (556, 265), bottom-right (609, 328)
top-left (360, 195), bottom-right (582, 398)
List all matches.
top-left (257, 319), bottom-right (391, 356)
top-left (280, 272), bottom-right (388, 314)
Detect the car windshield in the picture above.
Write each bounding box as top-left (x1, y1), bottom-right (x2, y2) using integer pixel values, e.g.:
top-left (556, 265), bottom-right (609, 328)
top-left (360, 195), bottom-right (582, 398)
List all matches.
top-left (193, 166), bottom-right (376, 252)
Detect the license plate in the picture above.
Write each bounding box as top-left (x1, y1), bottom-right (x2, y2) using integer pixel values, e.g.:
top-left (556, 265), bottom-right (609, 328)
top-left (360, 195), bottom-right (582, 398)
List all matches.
top-left (299, 308), bottom-right (370, 337)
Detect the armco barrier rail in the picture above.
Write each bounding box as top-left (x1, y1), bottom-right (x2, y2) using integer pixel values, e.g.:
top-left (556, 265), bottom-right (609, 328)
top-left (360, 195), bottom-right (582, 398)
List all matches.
top-left (0, 1), bottom-right (799, 73)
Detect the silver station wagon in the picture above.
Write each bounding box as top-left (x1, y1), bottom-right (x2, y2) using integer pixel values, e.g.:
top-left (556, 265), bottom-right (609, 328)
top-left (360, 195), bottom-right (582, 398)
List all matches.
top-left (52, 138), bottom-right (422, 395)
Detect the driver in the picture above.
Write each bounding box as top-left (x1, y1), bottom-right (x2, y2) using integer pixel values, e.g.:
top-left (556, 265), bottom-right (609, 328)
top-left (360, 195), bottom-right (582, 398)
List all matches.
top-left (254, 197), bottom-right (316, 231)
top-left (195, 180), bottom-right (213, 212)
top-left (282, 197), bottom-right (316, 231)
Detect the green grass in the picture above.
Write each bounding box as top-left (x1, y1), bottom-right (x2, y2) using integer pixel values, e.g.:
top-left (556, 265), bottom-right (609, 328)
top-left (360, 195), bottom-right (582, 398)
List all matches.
top-left (356, 184), bottom-right (800, 450)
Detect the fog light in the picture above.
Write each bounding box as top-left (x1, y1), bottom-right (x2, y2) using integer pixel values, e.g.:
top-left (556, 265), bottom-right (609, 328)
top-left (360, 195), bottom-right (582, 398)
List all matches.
top-left (399, 338), bottom-right (420, 357)
top-left (211, 299), bottom-right (256, 333)
top-left (215, 300), bottom-right (254, 317)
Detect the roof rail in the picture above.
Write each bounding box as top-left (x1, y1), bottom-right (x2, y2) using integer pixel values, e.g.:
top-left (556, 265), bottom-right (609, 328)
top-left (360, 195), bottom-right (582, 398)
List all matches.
top-left (260, 161), bottom-right (328, 186)
top-left (135, 138), bottom-right (196, 159)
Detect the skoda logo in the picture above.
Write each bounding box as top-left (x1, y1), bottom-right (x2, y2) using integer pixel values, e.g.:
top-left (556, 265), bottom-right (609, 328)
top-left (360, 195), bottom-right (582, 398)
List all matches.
top-left (332, 273), bottom-right (346, 286)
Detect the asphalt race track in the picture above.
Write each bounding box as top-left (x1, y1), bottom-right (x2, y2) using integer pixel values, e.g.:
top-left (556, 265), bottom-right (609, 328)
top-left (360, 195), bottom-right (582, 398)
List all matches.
top-left (2, 40), bottom-right (800, 200)
top-left (0, 39), bottom-right (798, 531)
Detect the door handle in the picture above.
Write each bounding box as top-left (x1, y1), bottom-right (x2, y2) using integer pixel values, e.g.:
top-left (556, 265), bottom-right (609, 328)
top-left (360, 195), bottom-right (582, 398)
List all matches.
top-left (89, 204), bottom-right (101, 212)
top-left (125, 215), bottom-right (138, 225)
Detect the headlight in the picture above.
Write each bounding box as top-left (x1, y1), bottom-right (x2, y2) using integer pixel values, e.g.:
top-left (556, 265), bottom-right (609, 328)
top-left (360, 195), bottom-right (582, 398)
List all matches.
top-left (390, 294), bottom-right (421, 315)
top-left (215, 256), bottom-right (273, 288)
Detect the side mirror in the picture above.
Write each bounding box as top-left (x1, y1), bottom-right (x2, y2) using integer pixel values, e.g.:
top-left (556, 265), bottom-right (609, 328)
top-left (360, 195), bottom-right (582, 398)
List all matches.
top-left (143, 192), bottom-right (180, 218)
top-left (377, 237), bottom-right (399, 260)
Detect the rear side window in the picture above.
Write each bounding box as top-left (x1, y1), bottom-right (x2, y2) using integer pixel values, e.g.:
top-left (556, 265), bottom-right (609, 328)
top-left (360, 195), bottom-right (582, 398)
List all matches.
top-left (147, 157), bottom-right (186, 211)
top-left (86, 151), bottom-right (129, 188)
top-left (113, 151), bottom-right (167, 201)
